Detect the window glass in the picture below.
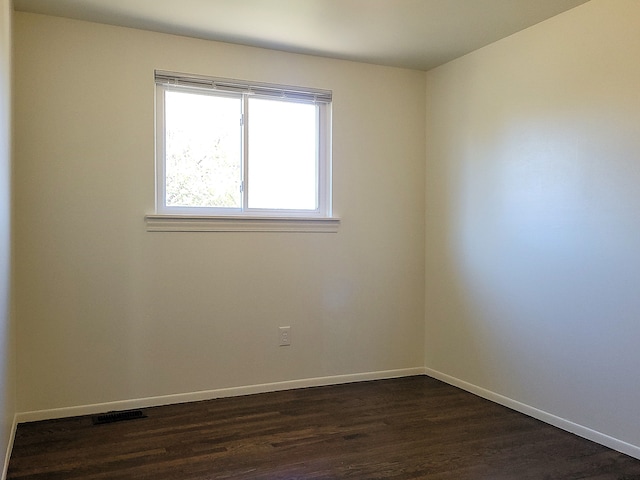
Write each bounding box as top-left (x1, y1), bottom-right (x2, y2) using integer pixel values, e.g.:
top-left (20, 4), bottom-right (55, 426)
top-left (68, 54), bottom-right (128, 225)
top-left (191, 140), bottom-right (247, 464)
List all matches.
top-left (247, 98), bottom-right (318, 210)
top-left (165, 90), bottom-right (242, 208)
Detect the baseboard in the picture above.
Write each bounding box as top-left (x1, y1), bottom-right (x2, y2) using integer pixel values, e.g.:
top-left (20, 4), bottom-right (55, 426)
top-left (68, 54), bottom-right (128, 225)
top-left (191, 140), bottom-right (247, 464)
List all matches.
top-left (1, 414), bottom-right (17, 480)
top-left (12, 367), bottom-right (639, 463)
top-left (16, 367), bottom-right (427, 424)
top-left (424, 367), bottom-right (640, 461)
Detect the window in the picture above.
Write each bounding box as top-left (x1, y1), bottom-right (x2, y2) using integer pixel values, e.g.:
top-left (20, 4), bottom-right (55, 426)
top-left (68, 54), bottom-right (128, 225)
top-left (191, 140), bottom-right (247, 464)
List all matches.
top-left (154, 71), bottom-right (333, 223)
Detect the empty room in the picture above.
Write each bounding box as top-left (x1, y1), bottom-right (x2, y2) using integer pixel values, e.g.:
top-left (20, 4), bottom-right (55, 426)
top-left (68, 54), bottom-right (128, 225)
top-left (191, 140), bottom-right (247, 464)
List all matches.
top-left (2, 0), bottom-right (640, 478)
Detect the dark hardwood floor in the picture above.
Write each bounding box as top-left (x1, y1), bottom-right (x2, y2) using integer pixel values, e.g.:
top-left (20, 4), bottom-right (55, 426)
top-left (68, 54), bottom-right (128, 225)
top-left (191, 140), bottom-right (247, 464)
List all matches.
top-left (8, 376), bottom-right (640, 479)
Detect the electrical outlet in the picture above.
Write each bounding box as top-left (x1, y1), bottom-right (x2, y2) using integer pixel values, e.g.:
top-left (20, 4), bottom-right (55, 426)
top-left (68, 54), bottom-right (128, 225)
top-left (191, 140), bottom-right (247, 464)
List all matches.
top-left (279, 326), bottom-right (291, 346)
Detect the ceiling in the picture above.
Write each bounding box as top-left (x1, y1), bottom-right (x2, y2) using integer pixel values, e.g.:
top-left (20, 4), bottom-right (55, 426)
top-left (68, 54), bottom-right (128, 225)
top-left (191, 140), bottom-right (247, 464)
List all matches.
top-left (13, 0), bottom-right (590, 71)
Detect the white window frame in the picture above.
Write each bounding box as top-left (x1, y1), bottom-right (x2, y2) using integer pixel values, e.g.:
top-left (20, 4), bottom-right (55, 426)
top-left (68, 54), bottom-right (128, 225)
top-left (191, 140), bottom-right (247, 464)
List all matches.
top-left (147, 71), bottom-right (338, 232)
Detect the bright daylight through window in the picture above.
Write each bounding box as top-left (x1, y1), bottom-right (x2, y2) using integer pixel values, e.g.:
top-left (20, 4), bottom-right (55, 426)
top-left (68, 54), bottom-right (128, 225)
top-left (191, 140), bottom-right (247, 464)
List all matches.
top-left (154, 71), bottom-right (332, 219)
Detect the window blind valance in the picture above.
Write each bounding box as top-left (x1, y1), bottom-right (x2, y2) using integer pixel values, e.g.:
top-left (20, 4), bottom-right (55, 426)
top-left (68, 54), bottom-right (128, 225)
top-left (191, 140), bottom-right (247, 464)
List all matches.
top-left (155, 70), bottom-right (332, 104)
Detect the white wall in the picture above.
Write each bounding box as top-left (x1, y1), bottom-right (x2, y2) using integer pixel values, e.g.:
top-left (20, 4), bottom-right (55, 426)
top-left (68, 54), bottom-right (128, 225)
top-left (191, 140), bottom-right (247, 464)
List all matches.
top-left (13, 12), bottom-right (426, 413)
top-left (425, 0), bottom-right (640, 452)
top-left (0, 0), bottom-right (14, 473)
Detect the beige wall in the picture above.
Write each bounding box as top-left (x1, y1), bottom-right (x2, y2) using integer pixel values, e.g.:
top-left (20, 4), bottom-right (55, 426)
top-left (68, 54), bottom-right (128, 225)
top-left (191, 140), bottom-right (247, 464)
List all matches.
top-left (13, 12), bottom-right (426, 413)
top-left (13, 0), bottom-right (640, 460)
top-left (425, 0), bottom-right (640, 451)
top-left (0, 0), bottom-right (13, 473)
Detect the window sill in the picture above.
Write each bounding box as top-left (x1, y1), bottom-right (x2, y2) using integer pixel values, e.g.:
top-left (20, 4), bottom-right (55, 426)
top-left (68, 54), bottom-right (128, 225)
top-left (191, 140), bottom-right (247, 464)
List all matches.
top-left (145, 214), bottom-right (340, 233)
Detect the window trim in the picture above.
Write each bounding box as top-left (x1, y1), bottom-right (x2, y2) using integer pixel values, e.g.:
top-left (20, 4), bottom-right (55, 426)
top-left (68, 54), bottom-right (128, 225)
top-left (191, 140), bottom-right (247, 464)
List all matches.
top-left (153, 71), bottom-right (335, 226)
top-left (144, 214), bottom-right (340, 233)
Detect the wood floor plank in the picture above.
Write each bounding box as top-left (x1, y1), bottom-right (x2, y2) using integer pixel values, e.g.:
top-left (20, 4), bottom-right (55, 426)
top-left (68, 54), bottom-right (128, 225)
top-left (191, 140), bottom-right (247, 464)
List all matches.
top-left (8, 376), bottom-right (640, 479)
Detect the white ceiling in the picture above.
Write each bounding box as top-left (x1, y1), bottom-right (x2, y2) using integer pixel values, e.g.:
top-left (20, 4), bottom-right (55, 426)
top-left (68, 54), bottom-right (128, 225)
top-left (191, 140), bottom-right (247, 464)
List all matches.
top-left (13, 0), bottom-right (590, 71)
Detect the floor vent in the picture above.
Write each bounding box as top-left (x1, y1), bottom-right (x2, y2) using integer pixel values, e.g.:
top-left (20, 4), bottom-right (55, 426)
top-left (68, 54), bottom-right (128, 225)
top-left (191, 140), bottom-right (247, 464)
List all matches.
top-left (92, 409), bottom-right (147, 425)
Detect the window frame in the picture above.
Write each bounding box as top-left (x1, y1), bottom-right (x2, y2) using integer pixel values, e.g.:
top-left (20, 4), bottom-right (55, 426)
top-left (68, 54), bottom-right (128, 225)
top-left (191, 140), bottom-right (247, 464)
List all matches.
top-left (153, 71), bottom-right (333, 222)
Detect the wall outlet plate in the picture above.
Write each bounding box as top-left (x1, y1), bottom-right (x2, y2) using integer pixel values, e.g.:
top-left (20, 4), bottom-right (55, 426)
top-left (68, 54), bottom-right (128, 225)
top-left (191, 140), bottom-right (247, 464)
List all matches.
top-left (279, 326), bottom-right (291, 346)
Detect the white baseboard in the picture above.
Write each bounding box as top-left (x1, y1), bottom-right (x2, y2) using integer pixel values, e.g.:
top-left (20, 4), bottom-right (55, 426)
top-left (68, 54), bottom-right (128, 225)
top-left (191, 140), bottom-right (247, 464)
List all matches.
top-left (1, 415), bottom-right (17, 480)
top-left (16, 367), bottom-right (427, 424)
top-left (424, 367), bottom-right (640, 461)
top-left (16, 366), bottom-right (638, 463)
